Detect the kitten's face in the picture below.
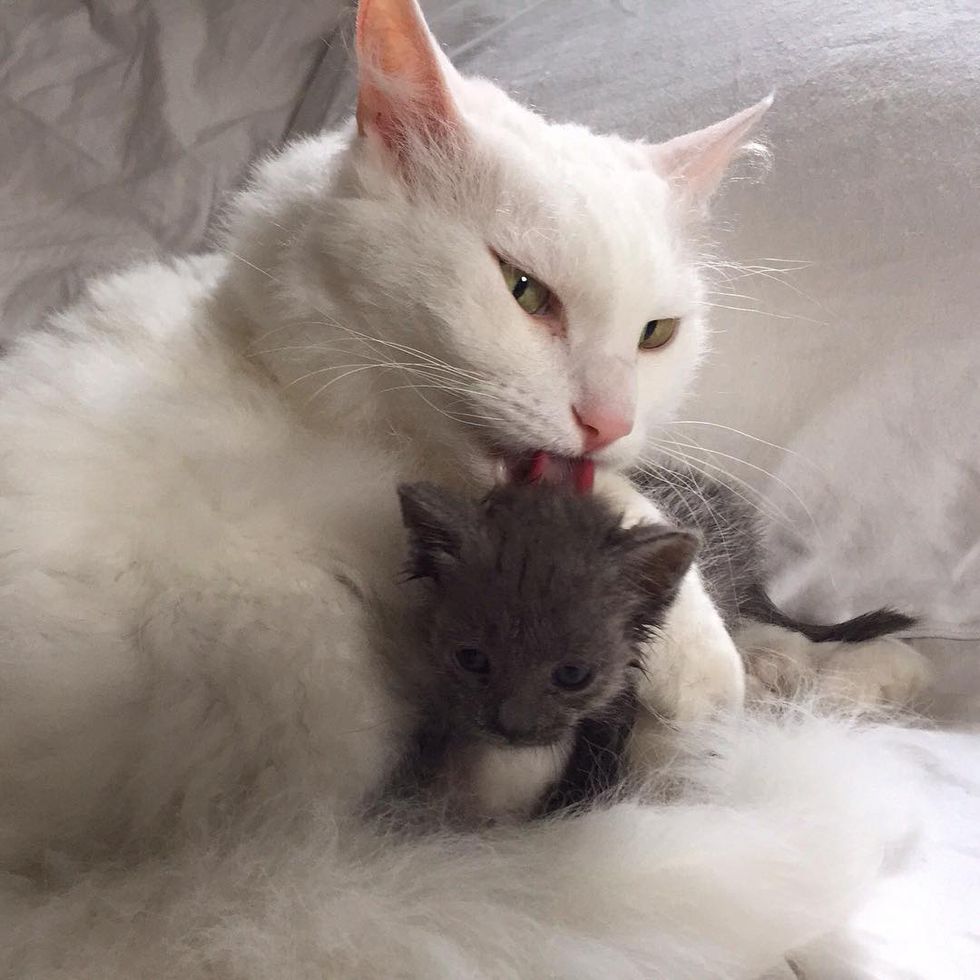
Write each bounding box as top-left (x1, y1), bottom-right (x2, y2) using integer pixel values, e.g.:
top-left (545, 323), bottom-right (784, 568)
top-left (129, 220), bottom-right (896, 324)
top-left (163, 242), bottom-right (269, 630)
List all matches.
top-left (425, 581), bottom-right (636, 748)
top-left (399, 483), bottom-right (698, 748)
top-left (232, 0), bottom-right (768, 484)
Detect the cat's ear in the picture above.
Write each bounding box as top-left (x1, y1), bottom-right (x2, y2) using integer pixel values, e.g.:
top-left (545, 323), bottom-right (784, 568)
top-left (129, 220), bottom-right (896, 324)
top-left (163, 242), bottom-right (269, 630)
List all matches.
top-left (355, 0), bottom-right (461, 160)
top-left (649, 95), bottom-right (773, 206)
top-left (619, 524), bottom-right (700, 622)
top-left (398, 482), bottom-right (472, 582)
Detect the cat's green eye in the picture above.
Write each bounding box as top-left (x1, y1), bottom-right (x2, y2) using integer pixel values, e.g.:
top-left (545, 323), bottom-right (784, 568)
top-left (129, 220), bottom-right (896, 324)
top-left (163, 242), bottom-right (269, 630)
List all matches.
top-left (499, 260), bottom-right (551, 316)
top-left (639, 318), bottom-right (679, 350)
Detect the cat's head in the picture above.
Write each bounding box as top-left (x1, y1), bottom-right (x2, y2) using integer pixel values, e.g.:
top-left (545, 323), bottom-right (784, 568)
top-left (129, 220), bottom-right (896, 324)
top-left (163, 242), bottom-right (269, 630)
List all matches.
top-left (397, 481), bottom-right (698, 746)
top-left (228, 0), bottom-right (769, 483)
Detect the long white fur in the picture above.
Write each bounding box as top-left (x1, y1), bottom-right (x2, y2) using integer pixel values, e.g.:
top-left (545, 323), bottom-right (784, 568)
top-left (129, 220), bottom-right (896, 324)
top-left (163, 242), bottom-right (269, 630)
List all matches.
top-left (0, 0), bottom-right (920, 972)
top-left (1, 708), bottom-right (918, 979)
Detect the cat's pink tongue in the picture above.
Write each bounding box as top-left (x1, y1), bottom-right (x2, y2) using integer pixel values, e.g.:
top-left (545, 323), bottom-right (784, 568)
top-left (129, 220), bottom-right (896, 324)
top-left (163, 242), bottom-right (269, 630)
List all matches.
top-left (513, 452), bottom-right (595, 493)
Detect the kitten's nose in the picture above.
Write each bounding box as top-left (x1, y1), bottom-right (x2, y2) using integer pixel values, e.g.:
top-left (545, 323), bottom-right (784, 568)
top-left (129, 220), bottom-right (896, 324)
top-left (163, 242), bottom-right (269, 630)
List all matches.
top-left (496, 698), bottom-right (537, 740)
top-left (572, 403), bottom-right (633, 453)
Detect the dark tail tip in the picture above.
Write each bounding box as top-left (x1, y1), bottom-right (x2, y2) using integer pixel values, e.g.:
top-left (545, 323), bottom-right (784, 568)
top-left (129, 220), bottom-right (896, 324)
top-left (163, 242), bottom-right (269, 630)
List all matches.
top-left (799, 609), bottom-right (916, 644)
top-left (744, 584), bottom-right (916, 644)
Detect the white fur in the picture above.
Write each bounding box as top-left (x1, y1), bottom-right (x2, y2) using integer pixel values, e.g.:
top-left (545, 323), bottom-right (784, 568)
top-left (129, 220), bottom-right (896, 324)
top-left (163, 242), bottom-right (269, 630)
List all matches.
top-left (0, 0), bottom-right (915, 971)
top-left (450, 740), bottom-right (571, 820)
top-left (595, 468), bottom-right (745, 729)
top-left (0, 708), bottom-right (920, 979)
top-left (0, 10), bottom-right (750, 860)
top-left (736, 623), bottom-right (933, 709)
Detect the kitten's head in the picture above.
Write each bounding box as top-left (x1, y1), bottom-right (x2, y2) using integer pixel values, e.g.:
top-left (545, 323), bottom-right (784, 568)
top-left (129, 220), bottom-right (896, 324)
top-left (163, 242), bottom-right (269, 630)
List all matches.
top-left (230, 0), bottom-right (769, 482)
top-left (397, 482), bottom-right (698, 747)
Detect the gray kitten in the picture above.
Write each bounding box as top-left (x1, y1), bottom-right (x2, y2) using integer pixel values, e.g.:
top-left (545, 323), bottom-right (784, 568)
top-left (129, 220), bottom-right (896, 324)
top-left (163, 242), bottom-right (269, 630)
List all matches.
top-left (394, 481), bottom-right (698, 818)
top-left (389, 471), bottom-right (912, 821)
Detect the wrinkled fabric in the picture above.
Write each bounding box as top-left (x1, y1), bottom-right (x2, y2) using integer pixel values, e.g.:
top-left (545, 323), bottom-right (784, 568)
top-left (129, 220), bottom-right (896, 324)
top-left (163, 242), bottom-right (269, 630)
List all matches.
top-left (0, 0), bottom-right (346, 336)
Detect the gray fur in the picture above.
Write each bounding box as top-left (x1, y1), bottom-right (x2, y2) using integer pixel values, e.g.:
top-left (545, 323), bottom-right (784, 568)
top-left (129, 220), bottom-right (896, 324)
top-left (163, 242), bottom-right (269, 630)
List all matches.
top-left (397, 482), bottom-right (698, 750)
top-left (634, 465), bottom-right (915, 641)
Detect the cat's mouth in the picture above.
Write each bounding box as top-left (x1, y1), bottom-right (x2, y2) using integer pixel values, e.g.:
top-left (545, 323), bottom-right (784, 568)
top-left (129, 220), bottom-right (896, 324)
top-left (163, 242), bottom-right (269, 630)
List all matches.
top-left (494, 451), bottom-right (596, 493)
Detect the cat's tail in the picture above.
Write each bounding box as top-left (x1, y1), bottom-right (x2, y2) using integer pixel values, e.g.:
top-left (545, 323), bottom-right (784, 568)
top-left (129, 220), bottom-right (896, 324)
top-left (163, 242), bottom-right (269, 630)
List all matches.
top-left (1, 706), bottom-right (920, 980)
top-left (742, 583), bottom-right (915, 643)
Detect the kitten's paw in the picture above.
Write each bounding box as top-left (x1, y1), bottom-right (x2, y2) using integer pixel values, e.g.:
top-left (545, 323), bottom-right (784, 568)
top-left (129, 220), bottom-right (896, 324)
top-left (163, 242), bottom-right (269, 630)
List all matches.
top-left (735, 622), bottom-right (818, 700)
top-left (817, 637), bottom-right (933, 709)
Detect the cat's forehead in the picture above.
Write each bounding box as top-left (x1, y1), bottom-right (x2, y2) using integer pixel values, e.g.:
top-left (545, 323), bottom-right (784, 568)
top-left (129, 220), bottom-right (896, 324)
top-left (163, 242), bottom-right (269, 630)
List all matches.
top-left (469, 105), bottom-right (693, 322)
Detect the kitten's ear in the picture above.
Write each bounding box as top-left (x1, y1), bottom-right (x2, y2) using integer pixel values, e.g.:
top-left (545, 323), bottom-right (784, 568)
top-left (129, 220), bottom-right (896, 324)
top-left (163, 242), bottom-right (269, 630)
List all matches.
top-left (397, 482), bottom-right (472, 582)
top-left (355, 0), bottom-right (461, 158)
top-left (620, 524), bottom-right (700, 620)
top-left (649, 95), bottom-right (773, 206)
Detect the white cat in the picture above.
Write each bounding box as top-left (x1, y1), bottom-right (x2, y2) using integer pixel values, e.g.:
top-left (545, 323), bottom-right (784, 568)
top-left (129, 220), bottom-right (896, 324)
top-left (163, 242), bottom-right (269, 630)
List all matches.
top-left (0, 0), bottom-right (763, 863)
top-left (0, 0), bottom-right (916, 974)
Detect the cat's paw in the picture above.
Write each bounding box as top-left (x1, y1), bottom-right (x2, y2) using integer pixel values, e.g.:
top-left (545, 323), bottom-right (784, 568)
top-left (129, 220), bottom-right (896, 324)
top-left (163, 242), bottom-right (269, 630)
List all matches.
top-left (735, 622), bottom-right (818, 700)
top-left (635, 599), bottom-right (745, 724)
top-left (670, 629), bottom-right (746, 722)
top-left (593, 468), bottom-right (667, 527)
top-left (736, 624), bottom-right (932, 711)
top-left (817, 637), bottom-right (933, 709)
top-left (628, 617), bottom-right (744, 772)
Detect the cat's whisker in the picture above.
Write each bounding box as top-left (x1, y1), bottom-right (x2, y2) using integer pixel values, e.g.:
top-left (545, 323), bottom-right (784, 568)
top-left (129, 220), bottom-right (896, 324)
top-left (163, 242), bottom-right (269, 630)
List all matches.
top-left (285, 360), bottom-right (488, 395)
top-left (667, 419), bottom-right (823, 473)
top-left (644, 449), bottom-right (789, 529)
top-left (303, 364), bottom-right (402, 406)
top-left (379, 384), bottom-right (509, 423)
top-left (702, 300), bottom-right (792, 318)
top-left (702, 300), bottom-right (825, 324)
top-left (704, 288), bottom-right (775, 304)
top-left (653, 435), bottom-right (817, 529)
top-left (293, 311), bottom-right (492, 385)
top-left (639, 449), bottom-right (796, 531)
top-left (225, 250), bottom-right (491, 390)
top-left (701, 256), bottom-right (814, 276)
top-left (632, 458), bottom-right (741, 600)
top-left (300, 321), bottom-right (489, 385)
top-left (699, 253), bottom-right (833, 319)
top-left (376, 381), bottom-right (499, 431)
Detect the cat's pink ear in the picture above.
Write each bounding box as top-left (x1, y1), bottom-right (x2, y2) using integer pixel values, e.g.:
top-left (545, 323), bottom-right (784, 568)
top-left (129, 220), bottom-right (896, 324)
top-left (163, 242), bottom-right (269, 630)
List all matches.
top-left (355, 0), bottom-right (461, 156)
top-left (650, 95), bottom-right (773, 204)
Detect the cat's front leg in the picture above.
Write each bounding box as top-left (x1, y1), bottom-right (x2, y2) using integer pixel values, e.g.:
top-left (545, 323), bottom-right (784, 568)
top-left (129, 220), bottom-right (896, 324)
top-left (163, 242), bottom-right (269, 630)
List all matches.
top-left (594, 470), bottom-right (745, 728)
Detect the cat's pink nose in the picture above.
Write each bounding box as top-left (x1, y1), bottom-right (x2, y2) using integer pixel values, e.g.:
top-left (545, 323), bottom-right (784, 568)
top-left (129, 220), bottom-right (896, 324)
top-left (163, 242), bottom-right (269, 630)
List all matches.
top-left (572, 403), bottom-right (633, 453)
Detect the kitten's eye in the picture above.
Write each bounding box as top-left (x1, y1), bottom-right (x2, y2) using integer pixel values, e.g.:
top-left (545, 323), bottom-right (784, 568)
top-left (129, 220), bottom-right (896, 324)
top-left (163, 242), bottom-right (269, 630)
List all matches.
top-left (499, 260), bottom-right (551, 316)
top-left (455, 648), bottom-right (490, 674)
top-left (639, 318), bottom-right (678, 350)
top-left (551, 663), bottom-right (594, 691)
